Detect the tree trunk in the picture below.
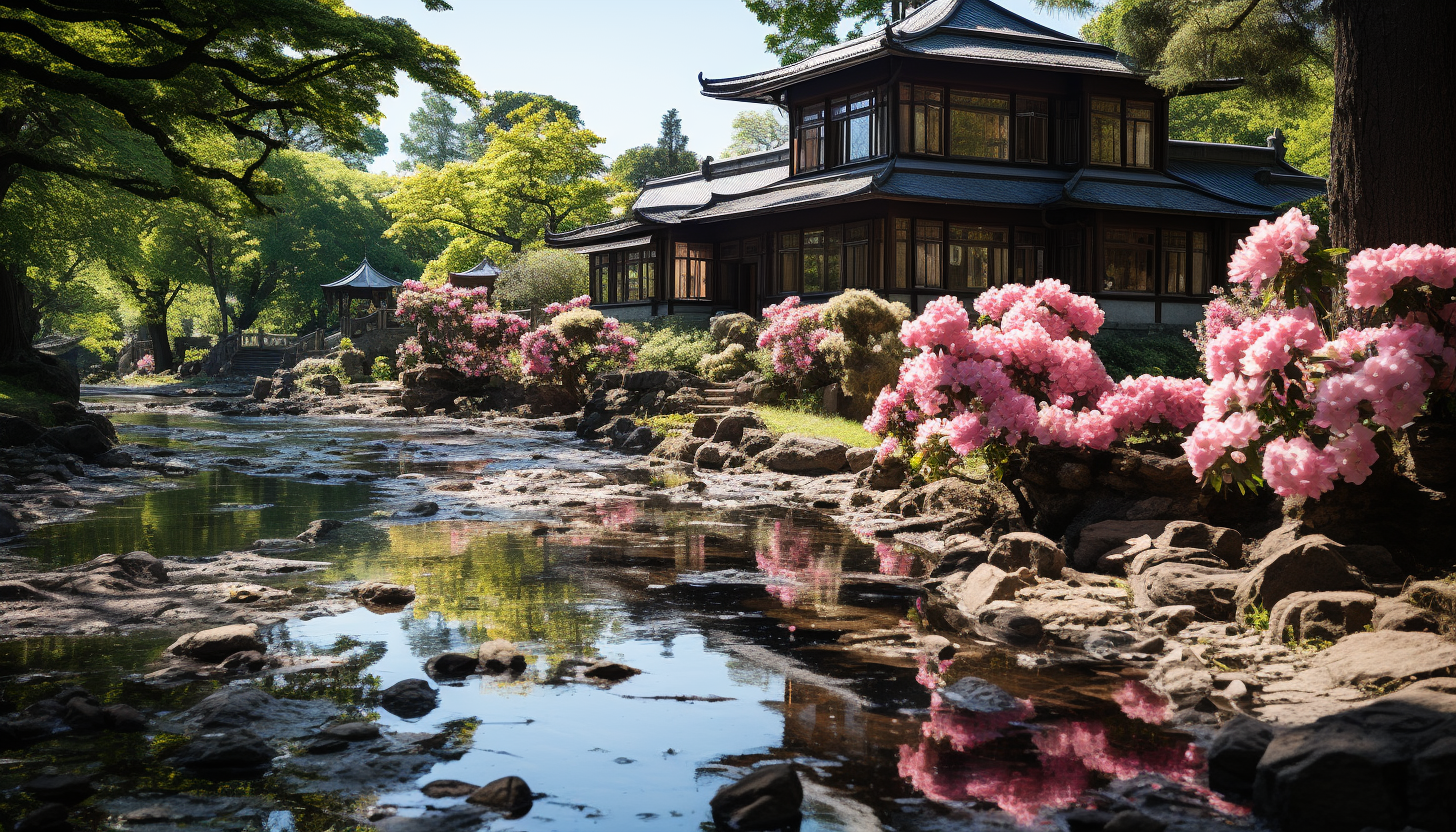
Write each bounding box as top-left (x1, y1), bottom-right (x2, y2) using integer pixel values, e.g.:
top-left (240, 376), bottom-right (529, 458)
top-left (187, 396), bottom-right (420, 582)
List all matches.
top-left (1328, 0), bottom-right (1456, 251)
top-left (0, 261), bottom-right (39, 361)
top-left (147, 320), bottom-right (175, 371)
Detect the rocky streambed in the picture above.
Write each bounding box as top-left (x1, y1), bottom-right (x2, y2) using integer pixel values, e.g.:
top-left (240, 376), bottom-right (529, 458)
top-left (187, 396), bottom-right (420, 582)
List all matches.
top-left (0, 384), bottom-right (1453, 832)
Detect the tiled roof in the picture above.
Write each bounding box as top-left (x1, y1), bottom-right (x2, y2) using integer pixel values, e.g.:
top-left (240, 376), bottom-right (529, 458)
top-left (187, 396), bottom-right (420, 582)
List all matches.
top-left (879, 170), bottom-right (1065, 205)
top-left (684, 171), bottom-right (878, 220)
top-left (321, 259), bottom-right (401, 290)
top-left (896, 33), bottom-right (1135, 75)
top-left (545, 216), bottom-right (650, 244)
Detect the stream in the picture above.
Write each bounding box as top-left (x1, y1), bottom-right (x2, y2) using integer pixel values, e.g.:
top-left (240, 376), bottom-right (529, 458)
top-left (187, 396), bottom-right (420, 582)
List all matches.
top-left (0, 400), bottom-right (1252, 831)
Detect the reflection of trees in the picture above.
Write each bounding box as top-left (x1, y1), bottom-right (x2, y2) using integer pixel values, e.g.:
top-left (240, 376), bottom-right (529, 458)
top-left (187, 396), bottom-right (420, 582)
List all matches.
top-left (332, 523), bottom-right (607, 661)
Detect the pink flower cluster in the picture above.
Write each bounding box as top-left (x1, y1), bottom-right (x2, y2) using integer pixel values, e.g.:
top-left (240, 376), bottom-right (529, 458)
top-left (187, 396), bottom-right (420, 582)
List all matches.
top-left (395, 280), bottom-right (530, 378)
top-left (136, 354), bottom-right (155, 374)
top-left (756, 296), bottom-right (833, 380)
top-left (518, 295), bottom-right (637, 386)
top-left (868, 282), bottom-right (1206, 473)
top-left (1227, 208), bottom-right (1319, 293)
top-left (1345, 244), bottom-right (1456, 308)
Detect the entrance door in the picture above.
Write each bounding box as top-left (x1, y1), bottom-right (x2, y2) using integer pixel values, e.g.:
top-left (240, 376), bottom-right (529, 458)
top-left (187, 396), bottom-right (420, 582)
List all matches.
top-left (737, 263), bottom-right (757, 314)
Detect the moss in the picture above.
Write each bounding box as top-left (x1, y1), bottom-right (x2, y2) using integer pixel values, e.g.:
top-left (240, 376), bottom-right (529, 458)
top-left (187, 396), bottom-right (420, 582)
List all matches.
top-left (750, 404), bottom-right (879, 448)
top-left (0, 377), bottom-right (59, 425)
top-left (1092, 329), bottom-right (1202, 380)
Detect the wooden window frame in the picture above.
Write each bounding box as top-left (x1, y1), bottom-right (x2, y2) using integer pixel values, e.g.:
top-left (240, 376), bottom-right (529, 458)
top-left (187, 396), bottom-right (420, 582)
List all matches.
top-left (795, 104), bottom-right (825, 174)
top-left (1015, 96), bottom-right (1049, 164)
top-left (948, 90), bottom-right (1011, 161)
top-left (1162, 229), bottom-right (1210, 295)
top-left (830, 87), bottom-right (887, 166)
top-left (1089, 96), bottom-right (1122, 167)
top-left (1101, 227), bottom-right (1156, 293)
top-left (674, 242), bottom-right (714, 300)
top-left (899, 83), bottom-right (944, 156)
top-left (776, 231), bottom-right (801, 295)
top-left (947, 224), bottom-right (1009, 290)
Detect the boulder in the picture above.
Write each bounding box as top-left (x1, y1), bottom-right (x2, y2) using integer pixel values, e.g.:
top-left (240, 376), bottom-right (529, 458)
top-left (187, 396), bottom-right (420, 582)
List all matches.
top-left (170, 729), bottom-right (278, 778)
top-left (396, 501), bottom-right (438, 518)
top-left (1372, 598), bottom-right (1441, 633)
top-left (1152, 521), bottom-right (1243, 566)
top-left (1402, 580), bottom-right (1456, 619)
top-left (1255, 678), bottom-right (1456, 832)
top-left (251, 376), bottom-right (272, 400)
top-left (295, 519), bottom-right (343, 543)
top-left (650, 433), bottom-right (707, 463)
top-left (379, 678), bottom-right (437, 719)
top-left (737, 428), bottom-right (775, 458)
top-left (318, 721), bottom-right (380, 742)
top-left (694, 441), bottom-right (745, 471)
top-left (167, 624), bottom-right (265, 662)
top-left (0, 508), bottom-right (21, 538)
top-left (39, 424), bottom-right (112, 458)
top-left (956, 564), bottom-right (1036, 614)
top-left (691, 416), bottom-right (717, 439)
top-left (218, 651), bottom-right (266, 672)
top-left (181, 688), bottom-right (279, 728)
top-left (1208, 715), bottom-right (1276, 799)
top-left (1266, 591), bottom-right (1378, 645)
top-left (986, 532), bottom-right (1064, 577)
top-left (757, 434), bottom-right (848, 474)
top-left (1143, 605), bottom-right (1197, 636)
top-left (1071, 520), bottom-right (1174, 570)
top-left (938, 676), bottom-right (1025, 713)
top-left (614, 425), bottom-right (658, 455)
top-left (102, 704), bottom-right (146, 732)
top-left (421, 779), bottom-right (478, 798)
top-left (1126, 546), bottom-right (1226, 576)
top-left (710, 410), bottom-right (766, 446)
top-left (709, 764), bottom-right (802, 832)
top-left (1233, 535), bottom-right (1371, 619)
top-left (844, 446), bottom-right (876, 473)
top-left (1132, 564), bottom-right (1241, 620)
top-left (352, 581), bottom-right (416, 607)
top-left (973, 602), bottom-right (1044, 648)
top-left (477, 639), bottom-right (528, 674)
top-left (856, 456), bottom-right (908, 491)
top-left (1083, 628), bottom-right (1140, 659)
top-left (1293, 631), bottom-right (1456, 688)
top-left (1147, 645), bottom-right (1213, 708)
top-left (466, 776), bottom-right (534, 817)
top-left (425, 653), bottom-right (480, 678)
top-left (0, 413), bottom-right (43, 447)
top-left (581, 660), bottom-right (640, 681)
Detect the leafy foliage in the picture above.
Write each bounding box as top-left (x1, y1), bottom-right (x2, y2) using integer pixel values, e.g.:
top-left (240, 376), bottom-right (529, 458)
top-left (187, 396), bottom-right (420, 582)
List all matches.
top-left (817, 289), bottom-right (910, 399)
top-left (627, 317), bottom-right (716, 373)
top-left (493, 250), bottom-right (589, 313)
top-left (608, 109), bottom-right (700, 188)
top-left (721, 109), bottom-right (789, 158)
top-left (1092, 329), bottom-right (1202, 381)
top-left (398, 92), bottom-right (471, 170)
top-left (745, 0), bottom-right (928, 64)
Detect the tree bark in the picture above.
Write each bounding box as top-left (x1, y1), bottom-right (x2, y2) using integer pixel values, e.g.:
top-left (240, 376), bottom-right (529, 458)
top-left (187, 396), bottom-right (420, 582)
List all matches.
top-left (0, 261), bottom-right (39, 361)
top-left (147, 320), bottom-right (175, 371)
top-left (1328, 0), bottom-right (1456, 251)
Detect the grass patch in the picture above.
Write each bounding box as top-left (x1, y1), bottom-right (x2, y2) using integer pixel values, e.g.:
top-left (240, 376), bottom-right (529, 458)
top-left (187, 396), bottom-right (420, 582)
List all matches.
top-left (1092, 329), bottom-right (1202, 380)
top-left (1284, 626), bottom-right (1334, 654)
top-left (0, 377), bottom-right (59, 425)
top-left (643, 412), bottom-right (697, 438)
top-left (750, 404), bottom-right (879, 448)
top-left (1243, 602), bottom-right (1270, 631)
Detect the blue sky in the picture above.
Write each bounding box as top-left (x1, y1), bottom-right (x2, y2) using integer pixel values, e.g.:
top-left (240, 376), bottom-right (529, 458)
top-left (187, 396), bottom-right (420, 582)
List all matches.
top-left (346, 0), bottom-right (1096, 172)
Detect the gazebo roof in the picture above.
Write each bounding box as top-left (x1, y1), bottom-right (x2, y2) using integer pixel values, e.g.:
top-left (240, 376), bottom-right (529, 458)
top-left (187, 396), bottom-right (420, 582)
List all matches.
top-left (322, 259), bottom-right (402, 292)
top-left (448, 258), bottom-right (503, 279)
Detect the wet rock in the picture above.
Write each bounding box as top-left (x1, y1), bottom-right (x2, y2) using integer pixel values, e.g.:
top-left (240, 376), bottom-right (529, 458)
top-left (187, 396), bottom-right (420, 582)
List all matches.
top-left (296, 519), bottom-right (343, 543)
top-left (167, 624), bottom-right (265, 662)
top-left (1266, 591), bottom-right (1377, 645)
top-left (477, 639), bottom-right (527, 674)
top-left (709, 764), bottom-right (802, 832)
top-left (0, 716), bottom-right (65, 750)
top-left (380, 679), bottom-right (437, 719)
top-left (425, 653), bottom-right (480, 678)
top-left (986, 532), bottom-right (1064, 577)
top-left (938, 676), bottom-right (1024, 714)
top-left (1255, 678), bottom-right (1456, 832)
top-left (582, 660), bottom-right (640, 682)
top-left (691, 416), bottom-right (717, 439)
top-left (1071, 520), bottom-right (1173, 570)
top-left (14, 803), bottom-right (70, 832)
top-left (1209, 715), bottom-right (1275, 799)
top-left (422, 779), bottom-right (478, 798)
top-left (957, 563), bottom-right (1035, 613)
top-left (396, 501), bottom-right (438, 518)
top-left (1143, 605), bottom-right (1196, 635)
top-left (615, 426), bottom-right (658, 455)
top-left (182, 688), bottom-right (280, 728)
top-left (1083, 628), bottom-right (1140, 659)
top-left (61, 697), bottom-right (105, 730)
top-left (102, 703), bottom-right (147, 732)
top-left (353, 581), bottom-right (416, 607)
top-left (710, 410), bottom-right (766, 446)
top-left (39, 423), bottom-right (113, 458)
top-left (1234, 535), bottom-right (1371, 618)
top-left (22, 774), bottom-right (95, 804)
top-left (1294, 631), bottom-right (1456, 688)
top-left (251, 376), bottom-right (272, 400)
top-left (170, 729), bottom-right (278, 778)
top-left (974, 602), bottom-right (1044, 648)
top-left (1132, 563), bottom-right (1240, 619)
top-left (319, 721), bottom-right (381, 742)
top-left (695, 441), bottom-right (745, 471)
top-left (218, 650), bottom-right (267, 672)
top-left (757, 434), bottom-right (848, 474)
top-left (464, 775), bottom-right (534, 817)
top-left (1152, 521), bottom-right (1243, 566)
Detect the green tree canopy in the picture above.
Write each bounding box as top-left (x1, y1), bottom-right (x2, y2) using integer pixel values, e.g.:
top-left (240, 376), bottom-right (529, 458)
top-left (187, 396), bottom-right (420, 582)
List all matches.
top-left (398, 91), bottom-right (471, 170)
top-left (721, 108), bottom-right (789, 157)
top-left (467, 91), bottom-right (580, 156)
top-left (746, 0), bottom-right (928, 64)
top-left (608, 109), bottom-right (700, 188)
top-left (493, 249), bottom-right (589, 312)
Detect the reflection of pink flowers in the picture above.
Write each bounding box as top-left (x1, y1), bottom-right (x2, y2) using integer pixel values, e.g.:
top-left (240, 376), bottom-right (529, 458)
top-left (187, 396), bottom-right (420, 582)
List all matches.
top-left (755, 520), bottom-right (836, 606)
top-left (914, 654), bottom-right (955, 690)
top-left (592, 500), bottom-right (639, 530)
top-left (875, 542), bottom-right (916, 577)
top-left (1112, 680), bottom-right (1170, 725)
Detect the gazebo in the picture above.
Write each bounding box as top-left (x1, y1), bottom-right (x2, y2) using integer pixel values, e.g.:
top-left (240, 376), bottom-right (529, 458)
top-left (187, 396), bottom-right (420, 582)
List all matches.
top-left (447, 257), bottom-right (502, 295)
top-left (321, 259), bottom-right (402, 329)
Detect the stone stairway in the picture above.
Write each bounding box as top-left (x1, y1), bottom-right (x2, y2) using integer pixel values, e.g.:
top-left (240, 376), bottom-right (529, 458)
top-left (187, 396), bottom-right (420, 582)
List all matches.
top-left (694, 381), bottom-right (742, 416)
top-left (231, 348), bottom-right (286, 377)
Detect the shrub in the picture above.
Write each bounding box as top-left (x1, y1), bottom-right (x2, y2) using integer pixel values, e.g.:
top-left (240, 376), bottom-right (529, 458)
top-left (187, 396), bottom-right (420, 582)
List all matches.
top-left (709, 312), bottom-right (758, 349)
top-left (629, 317), bottom-right (716, 373)
top-left (183, 347), bottom-right (209, 364)
top-left (339, 337), bottom-right (354, 351)
top-left (493, 249), bottom-right (589, 312)
top-left (756, 296), bottom-right (833, 387)
top-left (818, 289), bottom-right (911, 400)
top-left (394, 279), bottom-right (531, 377)
top-left (293, 357), bottom-right (344, 378)
top-left (1184, 206), bottom-right (1456, 499)
top-left (698, 343), bottom-right (755, 382)
top-left (867, 279), bottom-right (1206, 479)
top-left (371, 356), bottom-right (395, 381)
top-left (519, 296), bottom-right (637, 400)
top-left (1092, 329), bottom-right (1201, 380)
top-left (135, 354), bottom-right (155, 374)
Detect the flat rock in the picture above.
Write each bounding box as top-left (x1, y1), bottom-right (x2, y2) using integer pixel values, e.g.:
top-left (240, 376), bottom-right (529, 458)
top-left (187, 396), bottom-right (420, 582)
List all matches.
top-left (937, 676), bottom-right (1024, 714)
top-left (1072, 519), bottom-right (1174, 570)
top-left (1132, 563), bottom-right (1241, 620)
top-left (757, 434), bottom-right (848, 474)
top-left (1153, 521), bottom-right (1243, 566)
top-left (1291, 631), bottom-right (1456, 689)
top-left (170, 729), bottom-right (277, 778)
top-left (167, 624), bottom-right (264, 662)
top-left (986, 532), bottom-right (1064, 577)
top-left (421, 779), bottom-right (478, 798)
top-left (956, 563), bottom-right (1035, 614)
top-left (465, 776), bottom-right (533, 817)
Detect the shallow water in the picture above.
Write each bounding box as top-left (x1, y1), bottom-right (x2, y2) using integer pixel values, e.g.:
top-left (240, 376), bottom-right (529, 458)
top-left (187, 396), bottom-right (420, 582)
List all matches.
top-left (0, 406), bottom-right (1249, 831)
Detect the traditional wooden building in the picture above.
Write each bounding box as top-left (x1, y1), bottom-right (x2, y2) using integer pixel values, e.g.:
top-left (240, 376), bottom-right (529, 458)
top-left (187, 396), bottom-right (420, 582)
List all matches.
top-left (546, 0), bottom-right (1324, 326)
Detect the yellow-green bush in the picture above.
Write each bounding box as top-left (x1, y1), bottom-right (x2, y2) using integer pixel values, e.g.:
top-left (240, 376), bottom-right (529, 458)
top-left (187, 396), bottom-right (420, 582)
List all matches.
top-left (817, 289), bottom-right (910, 399)
top-left (697, 342), bottom-right (756, 382)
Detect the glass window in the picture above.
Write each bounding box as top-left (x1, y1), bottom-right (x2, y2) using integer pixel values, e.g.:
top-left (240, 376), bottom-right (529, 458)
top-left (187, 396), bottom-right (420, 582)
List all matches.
top-left (590, 253), bottom-right (608, 304)
top-left (1163, 230), bottom-right (1208, 294)
top-left (899, 84), bottom-right (943, 155)
top-left (914, 220), bottom-right (943, 289)
top-left (1126, 100), bottom-right (1153, 168)
top-left (641, 248), bottom-right (657, 300)
top-left (949, 91), bottom-right (1009, 160)
top-left (797, 104), bottom-right (825, 173)
top-left (777, 231), bottom-right (800, 294)
top-left (892, 218), bottom-right (911, 289)
top-left (1014, 230), bottom-right (1045, 285)
top-left (802, 228), bottom-right (826, 293)
top-left (824, 226), bottom-right (842, 292)
top-left (1060, 228), bottom-right (1084, 288)
top-left (947, 225), bottom-right (1007, 290)
top-left (844, 222), bottom-right (870, 288)
top-left (674, 242), bottom-right (713, 300)
top-left (1056, 99), bottom-right (1080, 165)
top-left (1090, 97), bottom-right (1122, 166)
top-left (1015, 97), bottom-right (1049, 163)
top-left (832, 89), bottom-right (884, 164)
top-left (1103, 228), bottom-right (1154, 292)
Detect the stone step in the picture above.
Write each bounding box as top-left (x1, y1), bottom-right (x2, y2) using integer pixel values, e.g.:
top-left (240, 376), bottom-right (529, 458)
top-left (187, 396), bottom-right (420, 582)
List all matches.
top-left (695, 405), bottom-right (732, 415)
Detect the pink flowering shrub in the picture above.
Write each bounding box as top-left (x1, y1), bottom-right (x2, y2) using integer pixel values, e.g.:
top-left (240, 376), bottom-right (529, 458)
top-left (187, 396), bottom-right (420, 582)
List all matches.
top-left (756, 296), bottom-right (834, 385)
top-left (865, 279), bottom-right (1206, 479)
top-left (518, 295), bottom-right (637, 401)
top-left (394, 280), bottom-right (531, 378)
top-left (135, 354), bottom-right (155, 374)
top-left (1186, 206), bottom-right (1456, 499)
